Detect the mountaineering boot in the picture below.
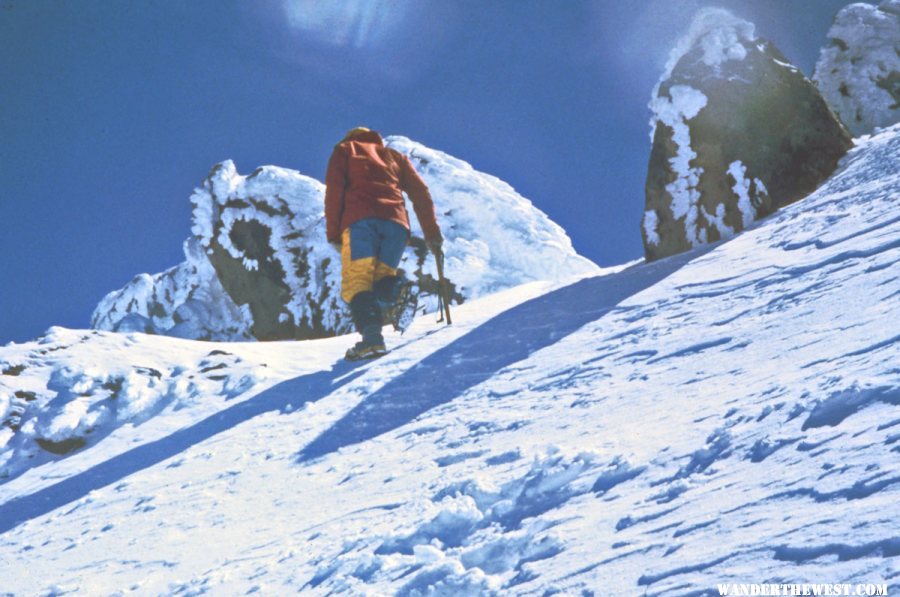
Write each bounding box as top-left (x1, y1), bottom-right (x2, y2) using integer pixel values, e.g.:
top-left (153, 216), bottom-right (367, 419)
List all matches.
top-left (344, 338), bottom-right (387, 361)
top-left (375, 272), bottom-right (419, 334)
top-left (346, 291), bottom-right (387, 361)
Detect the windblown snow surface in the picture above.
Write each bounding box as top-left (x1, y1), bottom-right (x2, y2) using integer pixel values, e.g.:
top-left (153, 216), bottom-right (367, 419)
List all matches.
top-left (1, 125), bottom-right (898, 594)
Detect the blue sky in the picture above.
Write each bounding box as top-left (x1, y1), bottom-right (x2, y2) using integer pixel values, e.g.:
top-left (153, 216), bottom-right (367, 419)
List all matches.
top-left (1, 0), bottom-right (851, 344)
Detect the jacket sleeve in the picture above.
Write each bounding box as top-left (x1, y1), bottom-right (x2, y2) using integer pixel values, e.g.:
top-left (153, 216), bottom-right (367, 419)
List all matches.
top-left (398, 152), bottom-right (441, 241)
top-left (324, 146), bottom-right (347, 244)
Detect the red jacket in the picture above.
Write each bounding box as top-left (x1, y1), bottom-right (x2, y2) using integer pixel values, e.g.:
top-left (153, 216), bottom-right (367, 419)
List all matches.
top-left (324, 130), bottom-right (441, 244)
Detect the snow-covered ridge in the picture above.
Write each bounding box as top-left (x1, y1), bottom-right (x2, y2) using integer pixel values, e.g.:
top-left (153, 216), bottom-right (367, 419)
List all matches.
top-left (91, 238), bottom-right (254, 341)
top-left (92, 137), bottom-right (597, 340)
top-left (385, 136), bottom-right (597, 295)
top-left (1, 124), bottom-right (898, 593)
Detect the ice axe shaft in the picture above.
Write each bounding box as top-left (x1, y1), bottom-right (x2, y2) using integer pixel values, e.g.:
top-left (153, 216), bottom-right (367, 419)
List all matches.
top-left (434, 248), bottom-right (452, 325)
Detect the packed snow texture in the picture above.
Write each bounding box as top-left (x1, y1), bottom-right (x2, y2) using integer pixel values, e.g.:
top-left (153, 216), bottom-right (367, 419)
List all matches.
top-left (814, 0), bottom-right (900, 136)
top-left (92, 138), bottom-right (596, 340)
top-left (2, 125), bottom-right (898, 594)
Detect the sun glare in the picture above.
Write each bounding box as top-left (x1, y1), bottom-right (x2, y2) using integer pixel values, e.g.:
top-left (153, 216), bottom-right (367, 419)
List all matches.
top-left (282, 0), bottom-right (408, 49)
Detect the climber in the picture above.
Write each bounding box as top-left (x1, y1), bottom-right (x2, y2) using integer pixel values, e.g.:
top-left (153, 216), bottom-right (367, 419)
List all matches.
top-left (324, 127), bottom-right (443, 360)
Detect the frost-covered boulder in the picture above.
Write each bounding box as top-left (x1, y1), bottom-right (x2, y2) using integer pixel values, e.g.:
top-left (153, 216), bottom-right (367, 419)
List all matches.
top-left (191, 161), bottom-right (346, 341)
top-left (814, 0), bottom-right (900, 137)
top-left (93, 139), bottom-right (597, 341)
top-left (642, 9), bottom-right (853, 261)
top-left (91, 238), bottom-right (253, 341)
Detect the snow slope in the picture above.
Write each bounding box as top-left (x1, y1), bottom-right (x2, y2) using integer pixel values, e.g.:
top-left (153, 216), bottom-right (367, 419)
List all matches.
top-left (1, 125), bottom-right (898, 594)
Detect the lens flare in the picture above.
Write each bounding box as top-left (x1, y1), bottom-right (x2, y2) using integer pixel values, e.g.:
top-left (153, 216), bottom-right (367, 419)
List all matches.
top-left (282, 0), bottom-right (408, 49)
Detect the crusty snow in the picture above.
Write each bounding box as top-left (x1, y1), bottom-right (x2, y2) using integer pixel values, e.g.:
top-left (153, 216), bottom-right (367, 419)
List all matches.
top-left (92, 137), bottom-right (597, 340)
top-left (642, 208), bottom-right (661, 247)
top-left (814, 0), bottom-right (900, 137)
top-left (2, 124), bottom-right (898, 594)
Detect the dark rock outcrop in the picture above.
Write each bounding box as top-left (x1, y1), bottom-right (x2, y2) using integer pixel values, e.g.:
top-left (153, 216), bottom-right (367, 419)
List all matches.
top-left (191, 161), bottom-right (349, 341)
top-left (642, 9), bottom-right (853, 262)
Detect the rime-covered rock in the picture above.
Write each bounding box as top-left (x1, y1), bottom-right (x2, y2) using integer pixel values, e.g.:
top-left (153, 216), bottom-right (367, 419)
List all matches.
top-left (92, 138), bottom-right (597, 341)
top-left (642, 9), bottom-right (853, 261)
top-left (91, 238), bottom-right (253, 341)
top-left (814, 0), bottom-right (900, 137)
top-left (190, 161), bottom-right (346, 341)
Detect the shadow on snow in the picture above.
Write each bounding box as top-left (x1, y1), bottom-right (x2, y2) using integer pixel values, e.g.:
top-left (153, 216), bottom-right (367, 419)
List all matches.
top-left (296, 244), bottom-right (713, 462)
top-left (0, 360), bottom-right (368, 534)
top-left (0, 243), bottom-right (713, 534)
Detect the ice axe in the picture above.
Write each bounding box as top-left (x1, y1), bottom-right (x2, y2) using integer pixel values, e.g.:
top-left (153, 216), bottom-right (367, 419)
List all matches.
top-left (432, 246), bottom-right (453, 325)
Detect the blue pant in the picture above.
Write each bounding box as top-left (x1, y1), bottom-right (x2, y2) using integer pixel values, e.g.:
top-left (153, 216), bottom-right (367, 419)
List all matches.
top-left (340, 218), bottom-right (409, 303)
top-left (340, 218), bottom-right (409, 344)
